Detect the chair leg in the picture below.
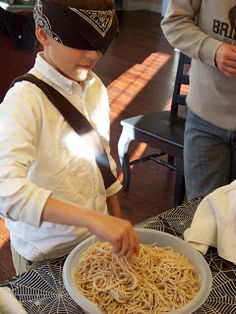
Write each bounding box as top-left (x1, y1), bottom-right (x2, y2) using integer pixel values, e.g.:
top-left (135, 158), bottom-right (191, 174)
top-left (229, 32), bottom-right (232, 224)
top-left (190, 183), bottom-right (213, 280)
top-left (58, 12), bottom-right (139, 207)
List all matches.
top-left (118, 127), bottom-right (132, 190)
top-left (174, 157), bottom-right (186, 207)
top-left (167, 155), bottom-right (175, 166)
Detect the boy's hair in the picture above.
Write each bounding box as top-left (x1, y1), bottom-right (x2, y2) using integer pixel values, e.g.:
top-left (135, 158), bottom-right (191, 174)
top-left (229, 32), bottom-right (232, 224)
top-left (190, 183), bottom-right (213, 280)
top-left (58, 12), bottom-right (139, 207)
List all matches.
top-left (42, 0), bottom-right (115, 10)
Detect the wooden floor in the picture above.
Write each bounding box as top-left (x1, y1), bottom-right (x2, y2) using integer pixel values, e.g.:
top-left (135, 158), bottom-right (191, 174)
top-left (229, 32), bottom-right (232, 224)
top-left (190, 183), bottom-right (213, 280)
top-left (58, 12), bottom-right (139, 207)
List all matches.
top-left (0, 11), bottom-right (178, 283)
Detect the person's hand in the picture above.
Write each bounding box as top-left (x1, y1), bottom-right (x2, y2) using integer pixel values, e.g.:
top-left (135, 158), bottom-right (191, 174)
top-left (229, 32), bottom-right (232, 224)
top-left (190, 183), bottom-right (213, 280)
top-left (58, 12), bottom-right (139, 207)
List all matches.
top-left (215, 43), bottom-right (236, 77)
top-left (87, 211), bottom-right (140, 259)
top-left (42, 196), bottom-right (139, 259)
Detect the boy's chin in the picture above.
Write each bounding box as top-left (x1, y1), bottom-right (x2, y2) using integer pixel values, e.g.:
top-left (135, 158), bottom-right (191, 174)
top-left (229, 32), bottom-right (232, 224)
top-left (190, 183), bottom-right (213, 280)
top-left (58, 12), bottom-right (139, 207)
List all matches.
top-left (74, 69), bottom-right (90, 82)
top-left (63, 69), bottom-right (89, 82)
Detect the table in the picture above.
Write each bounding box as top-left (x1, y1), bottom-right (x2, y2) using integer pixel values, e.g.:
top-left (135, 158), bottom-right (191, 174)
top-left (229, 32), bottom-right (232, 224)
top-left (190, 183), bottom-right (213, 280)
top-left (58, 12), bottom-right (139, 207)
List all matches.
top-left (1, 198), bottom-right (236, 313)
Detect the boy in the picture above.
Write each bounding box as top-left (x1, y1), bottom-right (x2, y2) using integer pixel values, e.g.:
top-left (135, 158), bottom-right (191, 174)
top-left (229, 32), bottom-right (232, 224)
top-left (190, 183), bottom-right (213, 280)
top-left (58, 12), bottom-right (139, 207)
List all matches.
top-left (0, 0), bottom-right (139, 274)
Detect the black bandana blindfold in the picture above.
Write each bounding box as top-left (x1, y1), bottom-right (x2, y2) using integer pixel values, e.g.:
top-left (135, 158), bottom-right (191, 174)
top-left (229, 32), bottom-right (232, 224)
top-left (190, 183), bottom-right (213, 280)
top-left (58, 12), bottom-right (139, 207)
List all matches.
top-left (33, 0), bottom-right (119, 54)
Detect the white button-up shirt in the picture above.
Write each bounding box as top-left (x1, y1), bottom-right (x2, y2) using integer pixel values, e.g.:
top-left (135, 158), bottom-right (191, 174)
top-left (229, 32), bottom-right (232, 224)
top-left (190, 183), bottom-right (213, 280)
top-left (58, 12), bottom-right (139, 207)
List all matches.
top-left (0, 53), bottom-right (122, 261)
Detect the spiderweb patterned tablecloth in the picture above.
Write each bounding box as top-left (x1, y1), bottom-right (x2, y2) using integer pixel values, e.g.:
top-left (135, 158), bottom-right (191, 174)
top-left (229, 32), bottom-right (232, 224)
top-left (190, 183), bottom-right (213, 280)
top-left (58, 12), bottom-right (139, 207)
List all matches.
top-left (137, 198), bottom-right (236, 314)
top-left (2, 198), bottom-right (236, 314)
top-left (2, 257), bottom-right (85, 314)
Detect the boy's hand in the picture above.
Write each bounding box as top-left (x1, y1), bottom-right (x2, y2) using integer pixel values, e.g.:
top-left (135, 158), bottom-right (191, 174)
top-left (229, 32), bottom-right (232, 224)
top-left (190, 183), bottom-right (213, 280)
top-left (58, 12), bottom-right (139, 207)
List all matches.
top-left (215, 43), bottom-right (236, 77)
top-left (42, 196), bottom-right (139, 259)
top-left (87, 212), bottom-right (140, 259)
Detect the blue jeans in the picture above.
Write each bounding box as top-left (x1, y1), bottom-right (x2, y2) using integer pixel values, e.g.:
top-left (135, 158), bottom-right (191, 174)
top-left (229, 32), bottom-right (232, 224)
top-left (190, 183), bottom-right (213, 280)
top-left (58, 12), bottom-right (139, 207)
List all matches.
top-left (184, 110), bottom-right (236, 200)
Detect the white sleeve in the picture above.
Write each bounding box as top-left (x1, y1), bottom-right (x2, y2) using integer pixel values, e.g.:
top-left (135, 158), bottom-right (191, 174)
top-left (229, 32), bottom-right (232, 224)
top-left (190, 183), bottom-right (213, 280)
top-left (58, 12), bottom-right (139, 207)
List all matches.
top-left (0, 87), bottom-right (51, 227)
top-left (103, 141), bottom-right (123, 198)
top-left (161, 0), bottom-right (222, 67)
top-left (88, 79), bottom-right (122, 197)
top-left (98, 87), bottom-right (122, 197)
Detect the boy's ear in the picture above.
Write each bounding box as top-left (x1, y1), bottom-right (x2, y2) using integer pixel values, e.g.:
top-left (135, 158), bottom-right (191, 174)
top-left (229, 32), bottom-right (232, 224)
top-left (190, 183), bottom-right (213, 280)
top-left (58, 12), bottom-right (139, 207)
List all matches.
top-left (35, 26), bottom-right (49, 46)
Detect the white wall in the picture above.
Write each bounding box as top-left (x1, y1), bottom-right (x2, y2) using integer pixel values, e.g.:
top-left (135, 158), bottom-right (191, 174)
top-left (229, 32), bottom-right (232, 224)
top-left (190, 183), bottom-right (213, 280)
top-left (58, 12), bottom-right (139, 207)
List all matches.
top-left (161, 0), bottom-right (170, 16)
top-left (122, 0), bottom-right (162, 13)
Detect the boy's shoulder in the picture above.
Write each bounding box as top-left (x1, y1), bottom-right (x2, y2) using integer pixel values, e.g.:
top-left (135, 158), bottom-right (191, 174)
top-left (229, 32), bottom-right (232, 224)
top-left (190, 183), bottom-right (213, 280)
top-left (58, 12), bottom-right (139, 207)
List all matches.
top-left (8, 77), bottom-right (42, 97)
top-left (0, 78), bottom-right (45, 116)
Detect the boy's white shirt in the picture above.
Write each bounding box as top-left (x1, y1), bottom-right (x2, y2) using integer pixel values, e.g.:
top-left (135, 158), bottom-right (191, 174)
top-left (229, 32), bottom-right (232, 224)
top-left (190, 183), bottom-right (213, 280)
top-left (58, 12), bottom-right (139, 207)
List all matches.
top-left (0, 53), bottom-right (122, 261)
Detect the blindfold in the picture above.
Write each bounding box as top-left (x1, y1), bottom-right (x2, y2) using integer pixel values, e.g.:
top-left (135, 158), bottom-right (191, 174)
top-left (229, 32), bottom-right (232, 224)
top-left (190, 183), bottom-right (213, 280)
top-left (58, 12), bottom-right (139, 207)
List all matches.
top-left (33, 0), bottom-right (119, 53)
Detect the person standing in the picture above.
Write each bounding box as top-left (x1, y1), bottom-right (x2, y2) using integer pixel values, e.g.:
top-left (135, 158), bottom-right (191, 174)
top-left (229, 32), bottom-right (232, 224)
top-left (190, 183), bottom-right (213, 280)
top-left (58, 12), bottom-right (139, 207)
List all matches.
top-left (161, 0), bottom-right (236, 200)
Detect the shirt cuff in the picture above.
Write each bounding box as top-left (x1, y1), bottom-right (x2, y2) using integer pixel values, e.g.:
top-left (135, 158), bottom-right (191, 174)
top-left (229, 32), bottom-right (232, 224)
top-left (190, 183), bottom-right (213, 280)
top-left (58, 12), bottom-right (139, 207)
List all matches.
top-left (0, 178), bottom-right (52, 228)
top-left (20, 188), bottom-right (52, 228)
top-left (199, 37), bottom-right (223, 67)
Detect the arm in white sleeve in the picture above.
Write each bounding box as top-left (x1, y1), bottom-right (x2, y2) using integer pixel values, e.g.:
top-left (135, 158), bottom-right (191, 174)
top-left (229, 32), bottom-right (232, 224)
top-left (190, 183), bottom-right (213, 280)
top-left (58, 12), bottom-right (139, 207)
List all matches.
top-left (104, 143), bottom-right (122, 198)
top-left (99, 118), bottom-right (122, 197)
top-left (88, 79), bottom-right (122, 197)
top-left (161, 0), bottom-right (223, 67)
top-left (0, 87), bottom-right (51, 227)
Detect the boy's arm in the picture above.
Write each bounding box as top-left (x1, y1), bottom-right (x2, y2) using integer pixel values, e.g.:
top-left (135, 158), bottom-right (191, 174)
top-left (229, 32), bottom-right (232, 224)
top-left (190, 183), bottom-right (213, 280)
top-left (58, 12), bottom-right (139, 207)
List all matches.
top-left (106, 193), bottom-right (121, 218)
top-left (41, 195), bottom-right (139, 258)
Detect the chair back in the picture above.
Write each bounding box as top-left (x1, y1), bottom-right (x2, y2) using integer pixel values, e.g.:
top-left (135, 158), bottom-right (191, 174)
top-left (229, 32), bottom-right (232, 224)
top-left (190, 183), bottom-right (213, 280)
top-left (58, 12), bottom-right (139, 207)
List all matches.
top-left (171, 51), bottom-right (191, 116)
top-left (0, 9), bottom-right (39, 102)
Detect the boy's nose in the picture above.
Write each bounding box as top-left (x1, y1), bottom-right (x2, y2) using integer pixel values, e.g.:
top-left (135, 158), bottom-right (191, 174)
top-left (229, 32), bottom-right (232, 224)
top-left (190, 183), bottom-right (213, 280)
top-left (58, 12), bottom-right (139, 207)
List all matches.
top-left (84, 50), bottom-right (101, 60)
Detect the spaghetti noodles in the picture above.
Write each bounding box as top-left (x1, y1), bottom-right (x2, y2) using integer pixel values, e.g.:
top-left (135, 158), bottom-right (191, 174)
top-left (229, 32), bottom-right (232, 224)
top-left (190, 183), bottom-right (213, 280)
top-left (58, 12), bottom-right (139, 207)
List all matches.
top-left (73, 242), bottom-right (200, 313)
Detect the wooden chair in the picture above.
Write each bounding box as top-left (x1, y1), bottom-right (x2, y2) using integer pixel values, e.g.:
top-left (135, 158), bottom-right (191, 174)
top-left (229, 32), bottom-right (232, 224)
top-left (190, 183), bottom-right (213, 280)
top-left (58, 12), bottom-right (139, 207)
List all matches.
top-left (118, 51), bottom-right (191, 207)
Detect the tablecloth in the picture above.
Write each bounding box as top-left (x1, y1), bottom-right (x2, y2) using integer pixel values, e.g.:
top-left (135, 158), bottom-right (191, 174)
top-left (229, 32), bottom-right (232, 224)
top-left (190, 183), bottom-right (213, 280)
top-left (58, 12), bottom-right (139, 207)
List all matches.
top-left (1, 198), bottom-right (236, 314)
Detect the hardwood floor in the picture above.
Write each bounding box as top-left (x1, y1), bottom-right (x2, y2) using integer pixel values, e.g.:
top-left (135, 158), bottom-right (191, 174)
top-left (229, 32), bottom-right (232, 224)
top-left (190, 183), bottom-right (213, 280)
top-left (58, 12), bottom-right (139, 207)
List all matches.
top-left (0, 11), bottom-right (178, 283)
top-left (96, 11), bottom-right (179, 222)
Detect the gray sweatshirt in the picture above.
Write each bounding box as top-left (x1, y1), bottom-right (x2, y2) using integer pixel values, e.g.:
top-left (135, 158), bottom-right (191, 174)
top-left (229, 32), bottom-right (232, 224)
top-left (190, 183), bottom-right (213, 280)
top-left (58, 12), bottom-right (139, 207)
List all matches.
top-left (161, 0), bottom-right (236, 130)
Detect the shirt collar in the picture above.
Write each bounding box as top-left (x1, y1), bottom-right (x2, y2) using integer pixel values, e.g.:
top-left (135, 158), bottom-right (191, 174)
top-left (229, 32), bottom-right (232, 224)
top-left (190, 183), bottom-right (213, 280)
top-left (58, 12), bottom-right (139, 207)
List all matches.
top-left (33, 52), bottom-right (96, 94)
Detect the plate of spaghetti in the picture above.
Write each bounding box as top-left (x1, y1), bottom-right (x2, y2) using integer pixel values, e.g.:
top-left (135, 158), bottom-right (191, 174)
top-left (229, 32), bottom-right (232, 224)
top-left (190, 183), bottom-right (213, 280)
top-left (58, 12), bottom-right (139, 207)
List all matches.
top-left (63, 228), bottom-right (212, 314)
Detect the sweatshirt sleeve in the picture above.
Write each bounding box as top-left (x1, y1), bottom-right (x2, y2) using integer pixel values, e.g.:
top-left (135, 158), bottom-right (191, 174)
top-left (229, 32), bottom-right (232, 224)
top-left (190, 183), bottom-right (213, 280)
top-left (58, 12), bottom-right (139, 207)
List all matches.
top-left (0, 87), bottom-right (52, 227)
top-left (161, 0), bottom-right (223, 67)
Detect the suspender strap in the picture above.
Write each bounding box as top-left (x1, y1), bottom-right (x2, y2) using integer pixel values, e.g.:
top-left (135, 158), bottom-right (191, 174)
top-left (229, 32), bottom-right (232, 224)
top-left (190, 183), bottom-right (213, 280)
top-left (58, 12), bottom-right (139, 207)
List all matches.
top-left (11, 73), bottom-right (117, 189)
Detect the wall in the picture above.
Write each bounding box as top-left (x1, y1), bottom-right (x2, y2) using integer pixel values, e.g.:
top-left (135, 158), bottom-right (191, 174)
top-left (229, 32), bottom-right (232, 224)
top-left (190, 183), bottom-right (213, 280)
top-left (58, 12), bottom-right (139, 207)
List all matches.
top-left (123, 0), bottom-right (162, 13)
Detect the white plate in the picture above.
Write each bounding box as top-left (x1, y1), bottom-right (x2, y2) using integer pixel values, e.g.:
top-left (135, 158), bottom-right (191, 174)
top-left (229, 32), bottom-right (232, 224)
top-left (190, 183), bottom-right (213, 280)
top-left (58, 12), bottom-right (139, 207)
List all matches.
top-left (63, 228), bottom-right (212, 314)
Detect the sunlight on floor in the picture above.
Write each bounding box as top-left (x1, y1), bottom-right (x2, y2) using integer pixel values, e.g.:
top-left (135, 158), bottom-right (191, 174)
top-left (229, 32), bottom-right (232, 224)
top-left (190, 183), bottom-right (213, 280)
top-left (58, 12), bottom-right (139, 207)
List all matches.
top-left (108, 51), bottom-right (172, 110)
top-left (0, 219), bottom-right (10, 248)
top-left (129, 142), bottom-right (148, 162)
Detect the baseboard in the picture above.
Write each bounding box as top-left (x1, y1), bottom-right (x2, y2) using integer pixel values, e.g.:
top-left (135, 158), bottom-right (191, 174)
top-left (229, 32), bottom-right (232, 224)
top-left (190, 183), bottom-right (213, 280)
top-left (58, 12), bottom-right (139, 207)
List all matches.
top-left (124, 2), bottom-right (162, 13)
